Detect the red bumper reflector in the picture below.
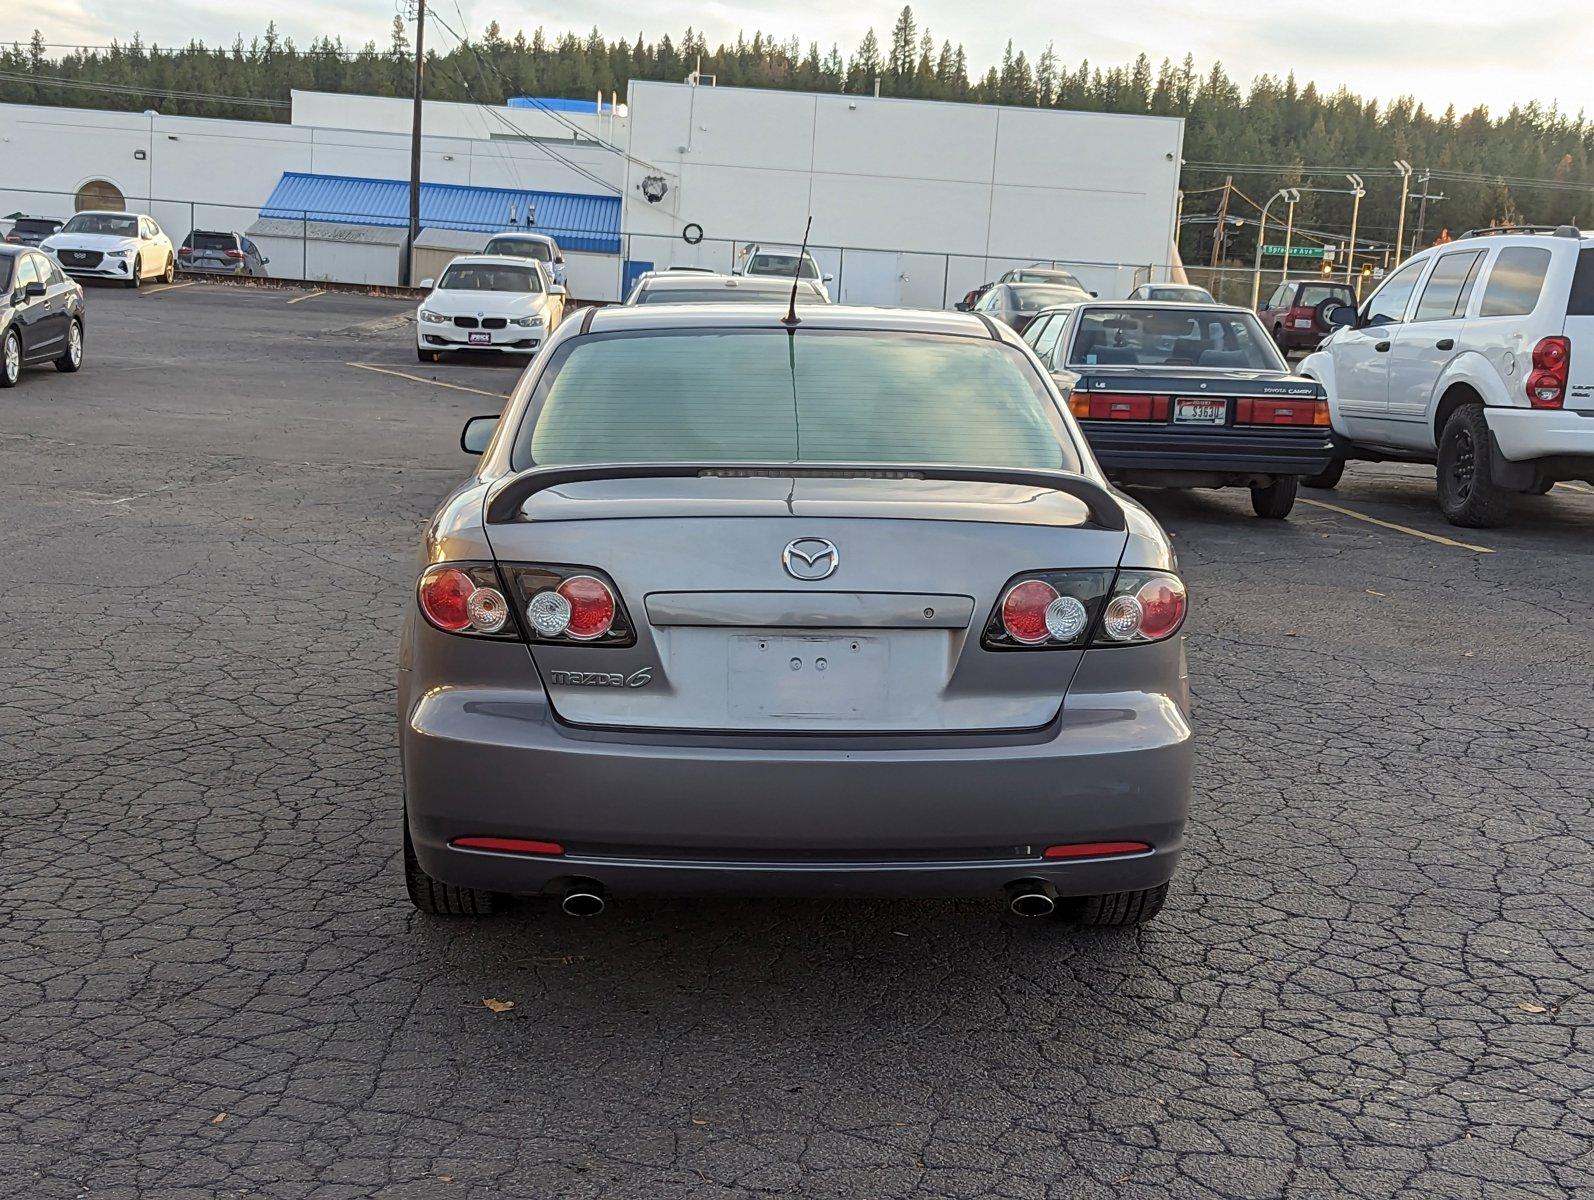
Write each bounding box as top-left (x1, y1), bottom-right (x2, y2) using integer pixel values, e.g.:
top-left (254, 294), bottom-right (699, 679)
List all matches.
top-left (452, 836), bottom-right (565, 856)
top-left (1042, 841), bottom-right (1152, 859)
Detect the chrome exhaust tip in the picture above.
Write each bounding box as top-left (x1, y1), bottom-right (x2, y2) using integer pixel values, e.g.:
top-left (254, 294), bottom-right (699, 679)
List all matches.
top-left (1006, 880), bottom-right (1057, 917)
top-left (560, 882), bottom-right (606, 917)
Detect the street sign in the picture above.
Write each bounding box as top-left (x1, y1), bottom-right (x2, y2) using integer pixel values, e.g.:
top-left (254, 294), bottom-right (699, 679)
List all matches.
top-left (1261, 245), bottom-right (1324, 259)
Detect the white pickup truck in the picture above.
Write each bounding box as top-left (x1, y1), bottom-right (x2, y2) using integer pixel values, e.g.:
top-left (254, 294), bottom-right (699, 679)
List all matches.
top-left (1299, 227), bottom-right (1594, 526)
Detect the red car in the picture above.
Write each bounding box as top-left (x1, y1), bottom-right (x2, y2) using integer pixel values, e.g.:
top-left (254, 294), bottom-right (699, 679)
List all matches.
top-left (1257, 279), bottom-right (1356, 352)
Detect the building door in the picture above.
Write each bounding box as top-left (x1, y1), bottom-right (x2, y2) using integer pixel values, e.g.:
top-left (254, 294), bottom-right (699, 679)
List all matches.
top-left (837, 251), bottom-right (901, 306)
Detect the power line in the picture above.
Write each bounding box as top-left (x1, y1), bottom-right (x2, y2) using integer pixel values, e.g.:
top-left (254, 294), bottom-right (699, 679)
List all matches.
top-left (0, 67), bottom-right (289, 108)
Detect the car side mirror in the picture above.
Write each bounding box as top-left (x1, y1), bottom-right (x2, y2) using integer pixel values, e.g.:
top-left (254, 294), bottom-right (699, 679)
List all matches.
top-left (23, 281), bottom-right (46, 299)
top-left (460, 414), bottom-right (499, 455)
top-left (419, 278), bottom-right (434, 290)
top-left (1089, 291), bottom-right (1099, 298)
top-left (549, 282), bottom-right (567, 295)
top-left (555, 255), bottom-right (565, 264)
top-left (822, 274), bottom-right (834, 283)
top-left (1324, 303), bottom-right (1358, 328)
top-left (953, 301), bottom-right (972, 311)
top-left (262, 257), bottom-right (271, 265)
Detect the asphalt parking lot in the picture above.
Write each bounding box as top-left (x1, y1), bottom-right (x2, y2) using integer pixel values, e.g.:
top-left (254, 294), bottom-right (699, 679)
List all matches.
top-left (2, 280), bottom-right (1590, 1200)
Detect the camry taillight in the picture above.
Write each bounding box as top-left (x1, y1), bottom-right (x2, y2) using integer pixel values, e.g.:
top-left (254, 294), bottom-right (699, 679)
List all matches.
top-left (982, 569), bottom-right (1186, 650)
top-left (1074, 392), bottom-right (1171, 421)
top-left (1527, 336), bottom-right (1569, 408)
top-left (1235, 397), bottom-right (1331, 427)
top-left (417, 564), bottom-right (513, 636)
top-left (503, 565), bottom-right (634, 646)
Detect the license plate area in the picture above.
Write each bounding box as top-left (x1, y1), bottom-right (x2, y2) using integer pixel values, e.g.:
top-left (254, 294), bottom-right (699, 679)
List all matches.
top-left (728, 634), bottom-right (887, 718)
top-left (467, 331), bottom-right (491, 345)
top-left (1175, 398), bottom-right (1227, 425)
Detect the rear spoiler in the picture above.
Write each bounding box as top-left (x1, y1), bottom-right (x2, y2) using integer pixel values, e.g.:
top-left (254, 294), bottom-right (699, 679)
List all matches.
top-left (484, 462), bottom-right (1126, 531)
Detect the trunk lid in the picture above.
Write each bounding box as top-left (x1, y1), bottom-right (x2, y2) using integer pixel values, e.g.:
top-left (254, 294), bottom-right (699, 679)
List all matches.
top-left (484, 475), bottom-right (1128, 734)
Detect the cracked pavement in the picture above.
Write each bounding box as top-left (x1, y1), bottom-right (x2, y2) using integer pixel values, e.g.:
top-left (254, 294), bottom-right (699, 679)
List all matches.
top-left (1, 282), bottom-right (1590, 1199)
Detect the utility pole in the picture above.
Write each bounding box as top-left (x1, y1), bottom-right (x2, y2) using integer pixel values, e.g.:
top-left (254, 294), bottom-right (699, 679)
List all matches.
top-left (1209, 175), bottom-right (1232, 271)
top-left (1392, 159), bottom-right (1413, 265)
top-left (1345, 174), bottom-right (1364, 288)
top-left (1412, 172), bottom-right (1446, 253)
top-left (402, 0), bottom-right (427, 287)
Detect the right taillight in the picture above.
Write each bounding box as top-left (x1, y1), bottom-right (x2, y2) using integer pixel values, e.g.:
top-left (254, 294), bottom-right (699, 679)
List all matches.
top-left (1527, 336), bottom-right (1569, 408)
top-left (981, 569), bottom-right (1186, 650)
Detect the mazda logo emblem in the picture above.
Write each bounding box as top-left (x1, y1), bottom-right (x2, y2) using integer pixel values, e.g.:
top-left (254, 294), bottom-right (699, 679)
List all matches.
top-left (782, 538), bottom-right (838, 581)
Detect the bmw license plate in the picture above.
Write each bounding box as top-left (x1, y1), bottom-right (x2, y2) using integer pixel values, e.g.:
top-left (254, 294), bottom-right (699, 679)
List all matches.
top-left (467, 331), bottom-right (491, 345)
top-left (1175, 398), bottom-right (1227, 425)
top-left (728, 634), bottom-right (887, 718)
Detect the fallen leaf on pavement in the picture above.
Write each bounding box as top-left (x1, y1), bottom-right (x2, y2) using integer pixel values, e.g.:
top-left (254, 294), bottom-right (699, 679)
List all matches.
top-left (483, 998), bottom-right (515, 1013)
top-left (1517, 1002), bottom-right (1549, 1014)
top-left (210, 1112), bottom-right (226, 1125)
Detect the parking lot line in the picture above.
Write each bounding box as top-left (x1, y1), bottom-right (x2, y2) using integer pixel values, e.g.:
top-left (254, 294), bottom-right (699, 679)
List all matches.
top-left (1299, 498), bottom-right (1495, 554)
top-left (286, 289), bottom-right (326, 305)
top-left (140, 281), bottom-right (196, 297)
top-left (345, 361), bottom-right (508, 399)
top-left (1557, 481), bottom-right (1594, 496)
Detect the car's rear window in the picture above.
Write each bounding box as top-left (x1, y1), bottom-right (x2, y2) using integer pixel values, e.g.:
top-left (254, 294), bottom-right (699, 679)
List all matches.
top-left (747, 253), bottom-right (818, 279)
top-left (637, 286), bottom-right (813, 305)
top-left (188, 232), bottom-right (236, 251)
top-left (439, 263), bottom-right (542, 292)
top-left (1009, 285), bottom-right (1084, 311)
top-left (14, 219), bottom-right (58, 234)
top-left (0, 257), bottom-right (12, 292)
top-left (1569, 247), bottom-right (1594, 315)
top-left (513, 330), bottom-right (1078, 472)
top-left (1069, 307), bottom-right (1284, 369)
top-left (1295, 284), bottom-right (1353, 308)
top-left (486, 237), bottom-right (553, 261)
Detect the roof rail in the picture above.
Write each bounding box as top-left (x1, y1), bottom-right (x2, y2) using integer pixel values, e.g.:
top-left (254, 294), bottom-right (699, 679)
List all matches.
top-left (1458, 224), bottom-right (1583, 240)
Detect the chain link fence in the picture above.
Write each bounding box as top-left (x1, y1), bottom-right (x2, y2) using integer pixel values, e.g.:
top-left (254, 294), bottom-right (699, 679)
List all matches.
top-left (3, 183), bottom-right (1354, 311)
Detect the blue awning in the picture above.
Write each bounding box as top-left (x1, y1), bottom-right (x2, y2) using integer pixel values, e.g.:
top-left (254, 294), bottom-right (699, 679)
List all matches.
top-left (258, 172), bottom-right (620, 254)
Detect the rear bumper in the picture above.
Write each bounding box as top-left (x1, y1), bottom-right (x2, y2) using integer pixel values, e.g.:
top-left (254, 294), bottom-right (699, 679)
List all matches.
top-left (401, 642), bottom-right (1193, 900)
top-left (179, 261), bottom-right (248, 275)
top-left (1486, 406), bottom-right (1594, 462)
top-left (1276, 326), bottom-right (1327, 350)
top-left (1084, 422), bottom-right (1339, 479)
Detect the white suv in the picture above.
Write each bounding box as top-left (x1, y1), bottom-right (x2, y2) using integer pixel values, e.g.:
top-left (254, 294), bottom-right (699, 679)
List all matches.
top-left (1300, 226), bottom-right (1594, 526)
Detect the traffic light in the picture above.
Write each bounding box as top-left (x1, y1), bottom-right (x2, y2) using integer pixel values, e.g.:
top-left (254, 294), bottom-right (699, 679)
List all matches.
top-left (1360, 263), bottom-right (1374, 279)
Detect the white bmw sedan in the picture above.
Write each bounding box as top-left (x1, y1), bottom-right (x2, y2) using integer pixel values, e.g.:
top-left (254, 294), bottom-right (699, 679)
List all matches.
top-left (416, 256), bottom-right (566, 363)
top-left (42, 211), bottom-right (176, 288)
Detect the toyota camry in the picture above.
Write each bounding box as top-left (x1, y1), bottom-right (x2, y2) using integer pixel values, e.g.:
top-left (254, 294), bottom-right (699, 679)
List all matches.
top-left (399, 304), bottom-right (1193, 927)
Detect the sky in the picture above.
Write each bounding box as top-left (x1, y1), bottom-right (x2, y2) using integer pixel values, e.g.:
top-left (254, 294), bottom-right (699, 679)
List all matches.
top-left (13, 0), bottom-right (1594, 118)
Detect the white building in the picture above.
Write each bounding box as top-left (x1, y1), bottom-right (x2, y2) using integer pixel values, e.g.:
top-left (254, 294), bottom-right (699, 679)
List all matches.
top-left (0, 83), bottom-right (1182, 302)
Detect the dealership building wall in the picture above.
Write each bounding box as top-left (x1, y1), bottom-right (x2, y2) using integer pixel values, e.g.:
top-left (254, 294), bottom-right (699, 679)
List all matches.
top-left (1, 85), bottom-right (1182, 302)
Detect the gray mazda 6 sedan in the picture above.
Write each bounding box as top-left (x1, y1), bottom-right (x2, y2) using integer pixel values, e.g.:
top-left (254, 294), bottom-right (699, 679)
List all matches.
top-left (399, 304), bottom-right (1193, 926)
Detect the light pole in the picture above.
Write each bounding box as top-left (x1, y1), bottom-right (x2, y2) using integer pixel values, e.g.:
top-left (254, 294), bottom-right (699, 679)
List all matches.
top-left (1392, 159), bottom-right (1413, 265)
top-left (1250, 187), bottom-right (1299, 308)
top-left (1345, 174), bottom-right (1365, 288)
top-left (1281, 191), bottom-right (1299, 276)
top-left (143, 108), bottom-right (158, 207)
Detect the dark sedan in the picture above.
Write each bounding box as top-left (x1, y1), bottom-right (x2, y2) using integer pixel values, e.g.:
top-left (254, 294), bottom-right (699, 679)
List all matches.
top-left (1046, 302), bottom-right (1337, 518)
top-left (973, 283), bottom-right (1091, 333)
top-left (1, 245), bottom-right (86, 386)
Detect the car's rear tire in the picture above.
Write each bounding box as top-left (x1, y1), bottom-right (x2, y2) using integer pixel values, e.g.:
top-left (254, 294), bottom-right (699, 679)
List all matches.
top-left (0, 329), bottom-right (21, 387)
top-left (1436, 403), bottom-right (1512, 527)
top-left (160, 255), bottom-right (175, 285)
top-left (55, 319), bottom-right (83, 373)
top-left (126, 256), bottom-right (142, 289)
top-left (1250, 475), bottom-right (1298, 518)
top-left (1062, 882), bottom-right (1169, 927)
top-left (404, 823), bottom-right (501, 916)
top-left (1301, 459), bottom-right (1344, 490)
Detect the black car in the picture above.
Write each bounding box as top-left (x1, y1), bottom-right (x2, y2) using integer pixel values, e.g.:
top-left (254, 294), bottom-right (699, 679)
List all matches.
top-left (972, 282), bottom-right (1092, 333)
top-left (1, 246), bottom-right (86, 387)
top-left (5, 217), bottom-right (65, 248)
top-left (178, 230), bottom-right (269, 277)
top-left (1047, 302), bottom-right (1336, 518)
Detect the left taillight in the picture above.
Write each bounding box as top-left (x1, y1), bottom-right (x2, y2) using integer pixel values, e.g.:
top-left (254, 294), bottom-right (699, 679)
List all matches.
top-left (417, 563), bottom-right (517, 638)
top-left (981, 569), bottom-right (1186, 650)
top-left (1527, 336), bottom-right (1569, 409)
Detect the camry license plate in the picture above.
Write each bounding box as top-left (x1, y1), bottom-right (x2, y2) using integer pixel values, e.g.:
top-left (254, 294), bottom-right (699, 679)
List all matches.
top-left (467, 331), bottom-right (491, 345)
top-left (1175, 399), bottom-right (1227, 425)
top-left (728, 634), bottom-right (887, 718)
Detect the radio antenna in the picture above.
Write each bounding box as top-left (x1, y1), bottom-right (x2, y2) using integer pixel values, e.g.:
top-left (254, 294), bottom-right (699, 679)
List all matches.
top-left (783, 215), bottom-right (813, 327)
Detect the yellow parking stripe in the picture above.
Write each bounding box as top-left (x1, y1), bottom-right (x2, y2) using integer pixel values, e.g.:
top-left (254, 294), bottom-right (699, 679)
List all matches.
top-left (286, 289), bottom-right (326, 305)
top-left (345, 361), bottom-right (508, 400)
top-left (140, 281), bottom-right (196, 296)
top-left (1300, 498), bottom-right (1494, 554)
top-left (1555, 481), bottom-right (1594, 496)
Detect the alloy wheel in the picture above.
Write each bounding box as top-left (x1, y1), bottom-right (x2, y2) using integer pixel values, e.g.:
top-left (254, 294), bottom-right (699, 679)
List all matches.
top-left (3, 332), bottom-right (19, 383)
top-left (68, 322), bottom-right (82, 366)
